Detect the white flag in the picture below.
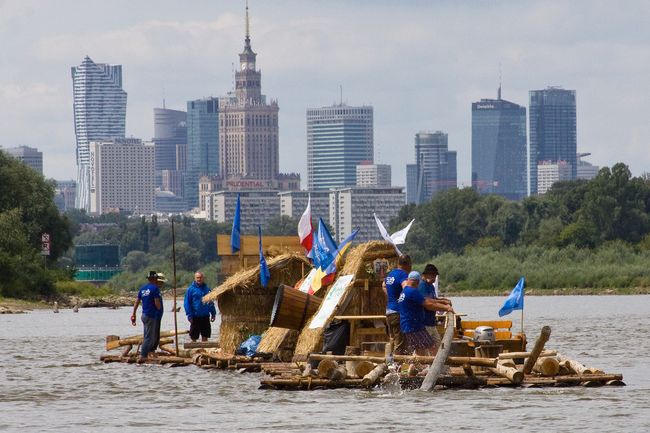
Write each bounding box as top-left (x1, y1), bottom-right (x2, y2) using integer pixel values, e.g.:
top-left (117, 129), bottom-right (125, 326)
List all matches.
top-left (298, 194), bottom-right (313, 251)
top-left (374, 213), bottom-right (415, 255)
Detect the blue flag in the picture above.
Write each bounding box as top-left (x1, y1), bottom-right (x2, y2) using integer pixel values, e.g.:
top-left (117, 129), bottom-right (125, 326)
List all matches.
top-left (325, 228), bottom-right (359, 275)
top-left (231, 193), bottom-right (241, 253)
top-left (498, 277), bottom-right (525, 317)
top-left (314, 218), bottom-right (337, 272)
top-left (258, 226), bottom-right (270, 288)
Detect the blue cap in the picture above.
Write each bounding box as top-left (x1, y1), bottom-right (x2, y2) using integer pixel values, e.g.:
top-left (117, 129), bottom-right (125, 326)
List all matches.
top-left (408, 271), bottom-right (421, 281)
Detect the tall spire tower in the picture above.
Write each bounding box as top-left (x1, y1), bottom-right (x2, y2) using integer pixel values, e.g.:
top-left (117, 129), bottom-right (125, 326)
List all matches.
top-left (219, 1), bottom-right (280, 182)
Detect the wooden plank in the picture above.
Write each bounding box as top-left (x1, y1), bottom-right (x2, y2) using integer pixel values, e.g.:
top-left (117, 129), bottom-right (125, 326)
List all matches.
top-left (217, 234), bottom-right (302, 256)
top-left (333, 315), bottom-right (387, 321)
top-left (460, 320), bottom-right (512, 330)
top-left (183, 341), bottom-right (220, 349)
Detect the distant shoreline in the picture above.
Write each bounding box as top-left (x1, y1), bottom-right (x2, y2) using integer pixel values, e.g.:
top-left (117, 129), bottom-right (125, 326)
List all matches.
top-left (2, 287), bottom-right (649, 312)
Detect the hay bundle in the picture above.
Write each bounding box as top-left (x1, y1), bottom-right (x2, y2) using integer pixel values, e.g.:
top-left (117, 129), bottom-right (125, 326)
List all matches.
top-left (203, 252), bottom-right (309, 354)
top-left (292, 241), bottom-right (398, 361)
top-left (257, 328), bottom-right (300, 361)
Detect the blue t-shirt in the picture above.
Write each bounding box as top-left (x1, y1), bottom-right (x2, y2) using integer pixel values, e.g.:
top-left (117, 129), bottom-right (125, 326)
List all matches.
top-left (385, 268), bottom-right (408, 313)
top-left (418, 280), bottom-right (438, 327)
top-left (398, 286), bottom-right (425, 333)
top-left (138, 283), bottom-right (162, 319)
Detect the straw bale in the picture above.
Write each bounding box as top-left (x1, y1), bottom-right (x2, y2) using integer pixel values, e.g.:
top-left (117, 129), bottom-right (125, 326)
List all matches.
top-left (257, 327), bottom-right (299, 360)
top-left (293, 241), bottom-right (398, 361)
top-left (204, 252), bottom-right (309, 354)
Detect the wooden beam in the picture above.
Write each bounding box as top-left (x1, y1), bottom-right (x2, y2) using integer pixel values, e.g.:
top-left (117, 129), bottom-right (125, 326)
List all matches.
top-left (522, 326), bottom-right (551, 374)
top-left (420, 312), bottom-right (456, 391)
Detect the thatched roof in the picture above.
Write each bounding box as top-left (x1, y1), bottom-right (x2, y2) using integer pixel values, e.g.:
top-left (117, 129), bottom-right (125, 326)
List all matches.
top-left (203, 252), bottom-right (310, 303)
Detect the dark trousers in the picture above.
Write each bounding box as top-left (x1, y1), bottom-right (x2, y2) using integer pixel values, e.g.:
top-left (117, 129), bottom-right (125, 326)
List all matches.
top-left (141, 314), bottom-right (160, 357)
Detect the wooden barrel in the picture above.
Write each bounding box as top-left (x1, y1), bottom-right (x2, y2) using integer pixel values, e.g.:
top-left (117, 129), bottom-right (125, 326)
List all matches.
top-left (270, 285), bottom-right (323, 330)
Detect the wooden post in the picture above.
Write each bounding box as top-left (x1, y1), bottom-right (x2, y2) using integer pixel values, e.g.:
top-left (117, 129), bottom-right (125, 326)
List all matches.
top-left (522, 326), bottom-right (551, 374)
top-left (171, 218), bottom-right (179, 357)
top-left (345, 346), bottom-right (361, 378)
top-left (490, 362), bottom-right (524, 384)
top-left (420, 312), bottom-right (455, 391)
top-left (317, 359), bottom-right (338, 379)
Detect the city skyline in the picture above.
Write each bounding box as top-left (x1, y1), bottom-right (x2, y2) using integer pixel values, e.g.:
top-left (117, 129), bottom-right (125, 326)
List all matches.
top-left (2, 1), bottom-right (649, 188)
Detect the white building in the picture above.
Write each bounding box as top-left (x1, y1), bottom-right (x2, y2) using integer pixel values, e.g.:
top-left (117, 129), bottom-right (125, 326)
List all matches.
top-left (537, 160), bottom-right (572, 195)
top-left (329, 187), bottom-right (405, 243)
top-left (204, 190), bottom-right (280, 233)
top-left (356, 163), bottom-right (391, 188)
top-left (88, 139), bottom-right (154, 215)
top-left (279, 191), bottom-right (330, 221)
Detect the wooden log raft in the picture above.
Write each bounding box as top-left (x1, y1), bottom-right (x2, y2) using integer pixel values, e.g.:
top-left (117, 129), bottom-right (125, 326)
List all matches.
top-left (105, 330), bottom-right (189, 350)
top-left (308, 353), bottom-right (497, 367)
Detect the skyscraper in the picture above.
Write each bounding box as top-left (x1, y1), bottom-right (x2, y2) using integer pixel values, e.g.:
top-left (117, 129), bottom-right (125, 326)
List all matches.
top-left (71, 56), bottom-right (127, 210)
top-left (529, 87), bottom-right (577, 195)
top-left (414, 131), bottom-right (456, 203)
top-left (306, 104), bottom-right (374, 190)
top-left (471, 89), bottom-right (527, 200)
top-left (185, 97), bottom-right (219, 209)
top-left (3, 145), bottom-right (43, 174)
top-left (153, 107), bottom-right (187, 188)
top-left (218, 4), bottom-right (279, 183)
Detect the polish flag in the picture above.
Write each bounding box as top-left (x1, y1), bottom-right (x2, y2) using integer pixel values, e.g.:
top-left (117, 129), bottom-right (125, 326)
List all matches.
top-left (298, 195), bottom-right (313, 252)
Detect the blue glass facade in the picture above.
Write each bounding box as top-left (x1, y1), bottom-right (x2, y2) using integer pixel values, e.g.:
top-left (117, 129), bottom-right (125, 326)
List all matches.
top-left (185, 98), bottom-right (219, 208)
top-left (471, 97), bottom-right (527, 200)
top-left (414, 131), bottom-right (456, 203)
top-left (529, 87), bottom-right (577, 195)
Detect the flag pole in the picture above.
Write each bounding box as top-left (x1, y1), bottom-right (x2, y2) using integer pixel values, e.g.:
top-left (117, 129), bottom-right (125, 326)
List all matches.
top-left (521, 307), bottom-right (524, 337)
top-left (171, 217), bottom-right (179, 356)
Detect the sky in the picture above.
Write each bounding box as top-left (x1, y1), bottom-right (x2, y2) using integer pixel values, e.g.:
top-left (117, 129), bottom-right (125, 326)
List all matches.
top-left (1, 0), bottom-right (649, 188)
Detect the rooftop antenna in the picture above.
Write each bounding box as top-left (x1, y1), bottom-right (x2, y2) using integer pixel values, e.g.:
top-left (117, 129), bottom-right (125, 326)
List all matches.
top-left (498, 63), bottom-right (502, 100)
top-left (162, 85), bottom-right (166, 109)
top-left (245, 0), bottom-right (250, 41)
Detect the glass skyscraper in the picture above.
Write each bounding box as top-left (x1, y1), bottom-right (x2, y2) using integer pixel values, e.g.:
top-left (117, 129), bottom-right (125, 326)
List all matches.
top-left (471, 92), bottom-right (527, 200)
top-left (185, 97), bottom-right (219, 208)
top-left (414, 131), bottom-right (457, 204)
top-left (529, 87), bottom-right (577, 195)
top-left (306, 104), bottom-right (374, 190)
top-left (153, 107), bottom-right (187, 187)
top-left (71, 56), bottom-right (127, 210)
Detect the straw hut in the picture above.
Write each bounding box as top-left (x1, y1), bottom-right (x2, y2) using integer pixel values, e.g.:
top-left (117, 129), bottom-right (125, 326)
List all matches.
top-left (292, 240), bottom-right (398, 361)
top-left (203, 252), bottom-right (309, 354)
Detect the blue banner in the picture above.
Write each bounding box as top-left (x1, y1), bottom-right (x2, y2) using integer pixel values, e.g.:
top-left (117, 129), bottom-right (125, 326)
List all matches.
top-left (258, 226), bottom-right (270, 288)
top-left (498, 277), bottom-right (525, 317)
top-left (230, 193), bottom-right (241, 253)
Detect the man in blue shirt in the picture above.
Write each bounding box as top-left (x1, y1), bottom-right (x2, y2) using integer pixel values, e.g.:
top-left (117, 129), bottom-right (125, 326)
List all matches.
top-left (184, 271), bottom-right (217, 342)
top-left (418, 264), bottom-right (452, 349)
top-left (131, 270), bottom-right (163, 362)
top-left (383, 255), bottom-right (411, 355)
top-left (398, 271), bottom-right (453, 356)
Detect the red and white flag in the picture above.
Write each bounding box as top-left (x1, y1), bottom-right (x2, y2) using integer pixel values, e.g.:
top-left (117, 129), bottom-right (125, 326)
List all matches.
top-left (298, 194), bottom-right (313, 252)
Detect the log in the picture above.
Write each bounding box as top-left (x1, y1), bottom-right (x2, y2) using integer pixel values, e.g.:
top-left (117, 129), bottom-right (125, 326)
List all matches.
top-left (329, 365), bottom-right (348, 381)
top-left (499, 358), bottom-right (516, 368)
top-left (556, 353), bottom-right (603, 375)
top-left (355, 361), bottom-right (377, 378)
top-left (490, 363), bottom-right (524, 384)
top-left (522, 326), bottom-right (551, 374)
top-left (345, 346), bottom-right (361, 378)
top-left (105, 330), bottom-right (189, 350)
top-left (362, 363), bottom-right (388, 387)
top-left (420, 312), bottom-right (456, 391)
top-left (183, 341), bottom-right (220, 349)
top-left (317, 359), bottom-right (338, 379)
top-left (260, 378), bottom-right (364, 389)
top-left (121, 345), bottom-right (133, 357)
top-left (533, 356), bottom-right (560, 376)
top-left (308, 353), bottom-right (496, 367)
top-left (498, 350), bottom-right (556, 360)
top-left (462, 363), bottom-right (474, 377)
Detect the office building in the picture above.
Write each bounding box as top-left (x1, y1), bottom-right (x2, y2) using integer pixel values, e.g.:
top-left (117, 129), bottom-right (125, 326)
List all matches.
top-left (204, 190), bottom-right (280, 233)
top-left (307, 104), bottom-right (374, 190)
top-left (71, 56), bottom-right (127, 210)
top-left (529, 87), bottom-right (577, 195)
top-left (88, 138), bottom-right (155, 215)
top-left (471, 90), bottom-right (527, 200)
top-left (413, 131), bottom-right (456, 203)
top-left (54, 180), bottom-right (76, 212)
top-left (185, 97), bottom-right (219, 209)
top-left (537, 160), bottom-right (572, 195)
top-left (4, 145), bottom-right (43, 174)
top-left (356, 162), bottom-right (391, 187)
top-left (577, 153), bottom-right (599, 180)
top-left (279, 191), bottom-right (330, 221)
top-left (161, 169), bottom-right (184, 197)
top-left (218, 5), bottom-right (279, 183)
top-left (406, 164), bottom-right (418, 204)
top-left (153, 107), bottom-right (187, 188)
top-left (329, 187), bottom-right (405, 243)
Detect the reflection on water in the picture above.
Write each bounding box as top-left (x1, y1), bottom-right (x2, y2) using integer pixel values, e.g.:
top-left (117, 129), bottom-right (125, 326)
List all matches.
top-left (1, 296), bottom-right (649, 432)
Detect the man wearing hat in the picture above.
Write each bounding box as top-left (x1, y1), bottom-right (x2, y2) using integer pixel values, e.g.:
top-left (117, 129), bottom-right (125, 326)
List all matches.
top-left (398, 270), bottom-right (454, 356)
top-left (131, 271), bottom-right (164, 362)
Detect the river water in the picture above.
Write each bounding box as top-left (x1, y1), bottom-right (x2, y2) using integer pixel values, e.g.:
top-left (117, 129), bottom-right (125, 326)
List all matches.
top-left (1, 295), bottom-right (649, 433)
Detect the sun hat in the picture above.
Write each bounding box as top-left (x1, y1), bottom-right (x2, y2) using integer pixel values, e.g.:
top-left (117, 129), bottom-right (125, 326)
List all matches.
top-left (156, 272), bottom-right (168, 283)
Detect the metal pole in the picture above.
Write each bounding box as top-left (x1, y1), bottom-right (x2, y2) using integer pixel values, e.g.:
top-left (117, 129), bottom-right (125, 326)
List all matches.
top-left (521, 308), bottom-right (524, 337)
top-left (171, 218), bottom-right (179, 356)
